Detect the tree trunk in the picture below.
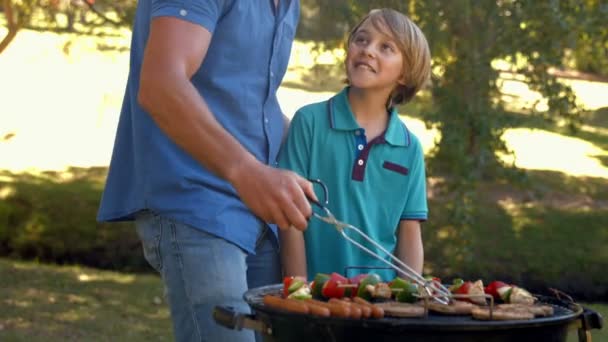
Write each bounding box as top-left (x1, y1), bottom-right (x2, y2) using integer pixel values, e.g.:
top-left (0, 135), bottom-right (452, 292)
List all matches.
top-left (0, 0), bottom-right (20, 54)
top-left (430, 0), bottom-right (503, 179)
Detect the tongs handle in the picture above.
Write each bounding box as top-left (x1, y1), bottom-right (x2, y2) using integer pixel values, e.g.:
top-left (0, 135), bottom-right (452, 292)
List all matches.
top-left (308, 179), bottom-right (337, 223)
top-left (308, 178), bottom-right (329, 208)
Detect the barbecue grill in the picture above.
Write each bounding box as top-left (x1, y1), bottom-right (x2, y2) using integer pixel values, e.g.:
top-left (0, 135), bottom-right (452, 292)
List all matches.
top-left (214, 284), bottom-right (603, 342)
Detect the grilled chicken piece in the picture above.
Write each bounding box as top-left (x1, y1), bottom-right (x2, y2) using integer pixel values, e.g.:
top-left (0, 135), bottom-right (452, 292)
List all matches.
top-left (364, 283), bottom-right (392, 299)
top-left (467, 280), bottom-right (487, 306)
top-left (509, 287), bottom-right (536, 305)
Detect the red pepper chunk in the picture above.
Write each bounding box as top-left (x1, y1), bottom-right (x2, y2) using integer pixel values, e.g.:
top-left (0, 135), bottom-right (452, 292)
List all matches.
top-left (282, 276), bottom-right (294, 298)
top-left (485, 280), bottom-right (509, 300)
top-left (454, 281), bottom-right (471, 295)
top-left (321, 272), bottom-right (349, 299)
top-left (283, 277), bottom-right (293, 298)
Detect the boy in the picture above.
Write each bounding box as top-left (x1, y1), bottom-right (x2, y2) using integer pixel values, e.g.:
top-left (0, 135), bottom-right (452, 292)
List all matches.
top-left (279, 8), bottom-right (431, 282)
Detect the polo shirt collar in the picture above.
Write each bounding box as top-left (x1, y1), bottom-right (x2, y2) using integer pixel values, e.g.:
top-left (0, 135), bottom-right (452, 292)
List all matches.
top-left (329, 87), bottom-right (410, 147)
top-left (385, 106), bottom-right (410, 147)
top-left (329, 87), bottom-right (360, 131)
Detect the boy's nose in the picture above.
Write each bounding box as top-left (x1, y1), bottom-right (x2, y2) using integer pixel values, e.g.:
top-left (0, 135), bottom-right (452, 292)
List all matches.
top-left (360, 45), bottom-right (375, 58)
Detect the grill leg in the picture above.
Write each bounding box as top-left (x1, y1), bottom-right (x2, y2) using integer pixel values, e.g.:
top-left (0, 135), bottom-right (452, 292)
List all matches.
top-left (577, 328), bottom-right (592, 342)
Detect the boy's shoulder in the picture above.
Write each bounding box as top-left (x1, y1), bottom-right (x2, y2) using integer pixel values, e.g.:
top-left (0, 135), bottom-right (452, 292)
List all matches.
top-left (290, 98), bottom-right (332, 127)
top-left (295, 98), bottom-right (331, 117)
top-left (395, 116), bottom-right (424, 149)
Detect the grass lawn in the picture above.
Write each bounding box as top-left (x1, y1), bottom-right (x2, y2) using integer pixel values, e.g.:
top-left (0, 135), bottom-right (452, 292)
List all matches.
top-left (1, 258), bottom-right (605, 341)
top-left (0, 258), bottom-right (172, 341)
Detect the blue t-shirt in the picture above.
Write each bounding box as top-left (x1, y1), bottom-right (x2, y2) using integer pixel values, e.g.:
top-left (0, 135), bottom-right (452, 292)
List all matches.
top-left (97, 0), bottom-right (299, 254)
top-left (278, 87), bottom-right (428, 281)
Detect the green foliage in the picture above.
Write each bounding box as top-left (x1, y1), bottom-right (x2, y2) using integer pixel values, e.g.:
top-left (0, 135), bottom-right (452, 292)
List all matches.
top-left (299, 0), bottom-right (607, 236)
top-left (568, 0), bottom-right (608, 76)
top-left (1, 166), bottom-right (607, 300)
top-left (3, 0), bottom-right (136, 33)
top-left (299, 0), bottom-right (604, 180)
top-left (0, 168), bottom-right (148, 271)
top-left (424, 172), bottom-right (608, 301)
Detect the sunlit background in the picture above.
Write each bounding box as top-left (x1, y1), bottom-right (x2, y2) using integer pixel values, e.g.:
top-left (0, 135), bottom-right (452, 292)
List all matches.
top-left (1, 30), bottom-right (607, 179)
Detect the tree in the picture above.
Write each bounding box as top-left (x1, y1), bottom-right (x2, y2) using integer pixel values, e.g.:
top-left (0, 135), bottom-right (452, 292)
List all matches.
top-left (0, 0), bottom-right (34, 54)
top-left (300, 0), bottom-right (605, 181)
top-left (0, 0), bottom-right (136, 54)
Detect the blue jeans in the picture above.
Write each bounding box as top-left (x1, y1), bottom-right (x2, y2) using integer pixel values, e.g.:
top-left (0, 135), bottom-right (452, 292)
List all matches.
top-left (135, 211), bottom-right (281, 342)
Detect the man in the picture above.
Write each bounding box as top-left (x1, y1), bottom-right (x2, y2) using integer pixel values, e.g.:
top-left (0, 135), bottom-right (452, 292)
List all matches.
top-left (97, 1), bottom-right (313, 341)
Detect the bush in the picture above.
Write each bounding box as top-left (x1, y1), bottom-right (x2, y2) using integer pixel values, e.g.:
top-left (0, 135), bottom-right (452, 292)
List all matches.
top-left (0, 168), bottom-right (149, 272)
top-left (424, 174), bottom-right (608, 302)
top-left (1, 167), bottom-right (607, 301)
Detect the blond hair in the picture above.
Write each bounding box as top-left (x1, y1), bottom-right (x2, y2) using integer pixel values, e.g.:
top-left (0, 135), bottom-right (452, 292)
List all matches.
top-left (346, 8), bottom-right (431, 107)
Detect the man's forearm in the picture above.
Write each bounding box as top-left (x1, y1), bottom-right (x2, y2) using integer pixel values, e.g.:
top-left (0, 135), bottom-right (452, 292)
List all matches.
top-left (139, 72), bottom-right (257, 183)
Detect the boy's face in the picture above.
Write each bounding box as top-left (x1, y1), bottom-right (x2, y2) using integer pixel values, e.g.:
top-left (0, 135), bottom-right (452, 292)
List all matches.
top-left (346, 19), bottom-right (405, 93)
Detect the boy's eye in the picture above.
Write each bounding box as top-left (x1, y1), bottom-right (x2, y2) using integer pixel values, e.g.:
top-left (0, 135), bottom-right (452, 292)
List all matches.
top-left (382, 43), bottom-right (395, 52)
top-left (354, 36), bottom-right (368, 44)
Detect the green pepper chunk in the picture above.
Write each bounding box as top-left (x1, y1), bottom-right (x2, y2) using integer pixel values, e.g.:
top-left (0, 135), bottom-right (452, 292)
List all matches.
top-left (389, 277), bottom-right (419, 303)
top-left (311, 273), bottom-right (330, 298)
top-left (287, 279), bottom-right (305, 293)
top-left (389, 277), bottom-right (409, 290)
top-left (448, 278), bottom-right (465, 293)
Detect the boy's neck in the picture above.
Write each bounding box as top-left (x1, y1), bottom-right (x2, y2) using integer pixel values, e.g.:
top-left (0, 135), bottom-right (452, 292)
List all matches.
top-left (347, 87), bottom-right (391, 139)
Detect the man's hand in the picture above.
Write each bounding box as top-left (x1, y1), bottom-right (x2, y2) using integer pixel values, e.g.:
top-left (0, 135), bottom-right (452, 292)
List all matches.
top-left (229, 159), bottom-right (316, 231)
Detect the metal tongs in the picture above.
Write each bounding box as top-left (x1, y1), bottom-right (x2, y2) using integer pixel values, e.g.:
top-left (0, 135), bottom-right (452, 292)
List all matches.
top-left (309, 179), bottom-right (451, 304)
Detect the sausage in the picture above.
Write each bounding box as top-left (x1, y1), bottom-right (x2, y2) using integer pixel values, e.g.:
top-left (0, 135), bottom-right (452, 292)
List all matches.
top-left (340, 299), bottom-right (372, 318)
top-left (302, 300), bottom-right (331, 317)
top-left (353, 297), bottom-right (385, 318)
top-left (308, 299), bottom-right (351, 318)
top-left (263, 295), bottom-right (309, 315)
top-left (329, 298), bottom-right (362, 319)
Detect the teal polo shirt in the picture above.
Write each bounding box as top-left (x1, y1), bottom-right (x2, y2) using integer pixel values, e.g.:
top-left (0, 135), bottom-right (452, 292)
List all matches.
top-left (278, 87), bottom-right (428, 281)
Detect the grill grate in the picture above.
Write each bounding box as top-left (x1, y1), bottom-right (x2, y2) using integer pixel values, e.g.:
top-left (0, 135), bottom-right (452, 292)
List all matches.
top-left (245, 284), bottom-right (581, 329)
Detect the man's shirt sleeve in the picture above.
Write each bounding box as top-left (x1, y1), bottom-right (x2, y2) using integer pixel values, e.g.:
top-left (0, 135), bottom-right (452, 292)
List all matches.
top-left (151, 0), bottom-right (234, 33)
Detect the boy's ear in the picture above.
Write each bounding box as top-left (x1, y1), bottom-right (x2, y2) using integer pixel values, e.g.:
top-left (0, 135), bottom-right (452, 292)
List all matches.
top-left (397, 75), bottom-right (407, 86)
